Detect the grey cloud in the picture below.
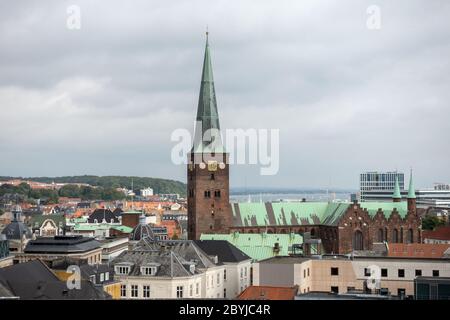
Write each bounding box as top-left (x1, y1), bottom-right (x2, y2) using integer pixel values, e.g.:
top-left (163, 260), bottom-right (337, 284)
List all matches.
top-left (0, 0), bottom-right (449, 188)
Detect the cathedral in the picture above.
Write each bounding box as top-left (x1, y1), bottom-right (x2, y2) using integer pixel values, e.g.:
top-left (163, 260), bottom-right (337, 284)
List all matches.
top-left (187, 34), bottom-right (421, 254)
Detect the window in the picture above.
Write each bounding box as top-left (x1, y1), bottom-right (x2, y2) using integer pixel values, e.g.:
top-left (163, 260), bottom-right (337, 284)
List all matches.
top-left (244, 267), bottom-right (247, 277)
top-left (407, 229), bottom-right (414, 243)
top-left (131, 285), bottom-right (138, 298)
top-left (381, 268), bottom-right (388, 277)
top-left (364, 268), bottom-right (371, 277)
top-left (397, 288), bottom-right (406, 297)
top-left (331, 267), bottom-right (339, 276)
top-left (141, 266), bottom-right (157, 275)
top-left (398, 269), bottom-right (405, 278)
top-left (217, 273), bottom-right (220, 285)
top-left (214, 190), bottom-right (221, 198)
top-left (331, 286), bottom-right (339, 294)
top-left (90, 275), bottom-right (96, 284)
top-left (105, 272), bottom-right (109, 281)
top-left (224, 269), bottom-right (227, 280)
top-left (120, 285), bottom-right (126, 297)
top-left (210, 174), bottom-right (215, 180)
top-left (100, 273), bottom-right (104, 282)
top-left (177, 286), bottom-right (184, 298)
top-left (116, 266), bottom-right (130, 275)
top-left (204, 190), bottom-right (211, 198)
top-left (378, 229), bottom-right (384, 242)
top-left (415, 269), bottom-right (422, 277)
top-left (196, 282), bottom-right (199, 295)
top-left (189, 189), bottom-right (194, 197)
top-left (143, 285), bottom-right (150, 298)
top-left (190, 284), bottom-right (193, 297)
top-left (303, 269), bottom-right (306, 278)
top-left (307, 268), bottom-right (310, 277)
top-left (433, 270), bottom-right (439, 277)
top-left (224, 288), bottom-right (227, 298)
top-left (240, 268), bottom-right (243, 278)
top-left (392, 229), bottom-right (399, 243)
top-left (347, 286), bottom-right (355, 292)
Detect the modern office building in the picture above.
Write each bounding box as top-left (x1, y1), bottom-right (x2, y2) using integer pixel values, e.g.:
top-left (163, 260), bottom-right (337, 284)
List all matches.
top-left (360, 171), bottom-right (405, 202)
top-left (416, 184), bottom-right (450, 209)
top-left (360, 171), bottom-right (450, 208)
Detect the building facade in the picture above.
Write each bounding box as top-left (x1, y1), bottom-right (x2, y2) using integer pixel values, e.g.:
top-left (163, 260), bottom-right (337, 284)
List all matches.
top-left (360, 171), bottom-right (405, 202)
top-left (254, 255), bottom-right (450, 298)
top-left (112, 240), bottom-right (225, 299)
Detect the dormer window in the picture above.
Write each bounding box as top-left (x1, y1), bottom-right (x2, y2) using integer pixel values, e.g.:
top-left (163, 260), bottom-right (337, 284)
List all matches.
top-left (141, 266), bottom-right (157, 275)
top-left (115, 264), bottom-right (132, 275)
top-left (140, 263), bottom-right (160, 276)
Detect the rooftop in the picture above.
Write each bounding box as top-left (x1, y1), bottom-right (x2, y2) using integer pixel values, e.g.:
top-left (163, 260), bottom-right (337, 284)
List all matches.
top-left (24, 235), bottom-right (101, 254)
top-left (422, 226), bottom-right (450, 241)
top-left (237, 286), bottom-right (298, 300)
top-left (200, 232), bottom-right (303, 261)
top-left (0, 259), bottom-right (110, 299)
top-left (194, 240), bottom-right (251, 263)
top-left (387, 243), bottom-right (450, 259)
top-left (231, 201), bottom-right (411, 228)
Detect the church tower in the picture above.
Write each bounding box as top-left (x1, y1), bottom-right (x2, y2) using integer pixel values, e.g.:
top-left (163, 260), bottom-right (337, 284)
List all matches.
top-left (187, 33), bottom-right (233, 240)
top-left (392, 176), bottom-right (402, 202)
top-left (407, 169), bottom-right (417, 215)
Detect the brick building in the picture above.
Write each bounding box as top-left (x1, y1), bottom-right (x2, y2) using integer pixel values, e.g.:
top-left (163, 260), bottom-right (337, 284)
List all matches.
top-left (186, 35), bottom-right (421, 254)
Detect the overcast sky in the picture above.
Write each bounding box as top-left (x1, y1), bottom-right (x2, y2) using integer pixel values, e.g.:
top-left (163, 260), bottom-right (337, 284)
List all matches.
top-left (0, 0), bottom-right (449, 189)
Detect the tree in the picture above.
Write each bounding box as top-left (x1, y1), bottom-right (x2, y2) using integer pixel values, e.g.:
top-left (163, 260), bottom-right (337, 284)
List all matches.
top-left (59, 184), bottom-right (81, 198)
top-left (422, 215), bottom-right (445, 230)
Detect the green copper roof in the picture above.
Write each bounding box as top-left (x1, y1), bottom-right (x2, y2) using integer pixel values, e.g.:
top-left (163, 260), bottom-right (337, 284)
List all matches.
top-left (232, 202), bottom-right (351, 227)
top-left (71, 217), bottom-right (88, 223)
top-left (192, 33), bottom-right (225, 154)
top-left (30, 214), bottom-right (66, 226)
top-left (200, 232), bottom-right (303, 261)
top-left (359, 201), bottom-right (408, 218)
top-left (110, 225), bottom-right (133, 233)
top-left (393, 176), bottom-right (401, 199)
top-left (408, 170), bottom-right (416, 199)
top-left (73, 224), bottom-right (109, 231)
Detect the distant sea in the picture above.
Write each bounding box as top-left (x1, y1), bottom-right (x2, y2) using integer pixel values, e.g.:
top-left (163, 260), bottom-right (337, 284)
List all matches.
top-left (230, 190), bottom-right (353, 203)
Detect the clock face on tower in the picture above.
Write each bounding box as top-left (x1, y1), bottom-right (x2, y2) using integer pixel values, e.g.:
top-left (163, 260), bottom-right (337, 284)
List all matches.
top-left (207, 161), bottom-right (218, 171)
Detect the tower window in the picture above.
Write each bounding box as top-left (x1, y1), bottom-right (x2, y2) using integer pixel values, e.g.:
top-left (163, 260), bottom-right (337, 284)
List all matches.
top-left (210, 174), bottom-right (215, 180)
top-left (204, 190), bottom-right (211, 198)
top-left (214, 190), bottom-right (221, 198)
top-left (189, 189), bottom-right (194, 197)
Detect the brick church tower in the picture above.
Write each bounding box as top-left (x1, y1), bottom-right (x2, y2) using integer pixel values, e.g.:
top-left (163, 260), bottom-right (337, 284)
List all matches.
top-left (187, 33), bottom-right (233, 240)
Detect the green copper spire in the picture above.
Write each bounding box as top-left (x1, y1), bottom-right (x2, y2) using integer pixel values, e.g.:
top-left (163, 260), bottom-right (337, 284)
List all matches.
top-left (393, 176), bottom-right (401, 199)
top-left (192, 32), bottom-right (225, 153)
top-left (408, 169), bottom-right (416, 199)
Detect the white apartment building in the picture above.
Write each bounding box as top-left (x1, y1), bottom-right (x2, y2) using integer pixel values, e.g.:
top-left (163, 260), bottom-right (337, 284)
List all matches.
top-left (194, 240), bottom-right (252, 298)
top-left (112, 240), bottom-right (226, 299)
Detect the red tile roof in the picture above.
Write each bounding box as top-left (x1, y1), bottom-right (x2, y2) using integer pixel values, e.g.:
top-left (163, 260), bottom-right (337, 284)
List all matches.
top-left (388, 243), bottom-right (450, 259)
top-left (422, 226), bottom-right (450, 241)
top-left (237, 286), bottom-right (298, 300)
